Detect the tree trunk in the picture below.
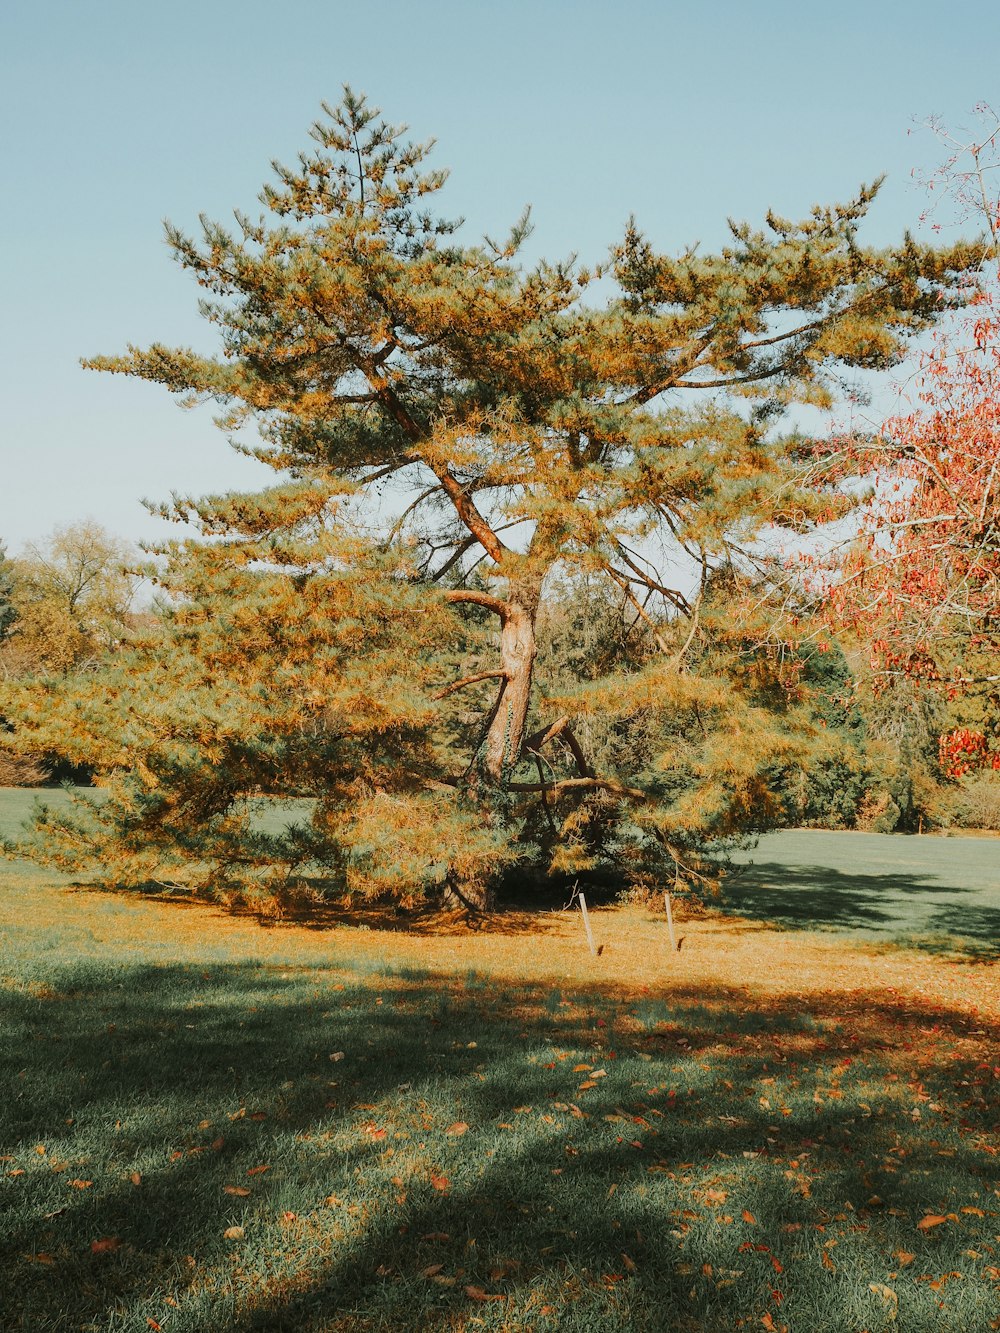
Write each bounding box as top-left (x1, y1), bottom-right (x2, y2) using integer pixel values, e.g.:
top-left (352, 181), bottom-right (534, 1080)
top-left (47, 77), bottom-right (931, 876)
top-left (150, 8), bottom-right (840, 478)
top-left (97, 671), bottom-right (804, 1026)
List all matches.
top-left (479, 597), bottom-right (538, 781)
top-left (443, 587), bottom-right (540, 912)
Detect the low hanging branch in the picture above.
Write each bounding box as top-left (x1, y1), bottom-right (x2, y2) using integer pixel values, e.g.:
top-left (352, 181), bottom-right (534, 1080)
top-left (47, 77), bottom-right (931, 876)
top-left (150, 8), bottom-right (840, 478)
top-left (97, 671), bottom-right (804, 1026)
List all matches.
top-left (506, 775), bottom-right (648, 800)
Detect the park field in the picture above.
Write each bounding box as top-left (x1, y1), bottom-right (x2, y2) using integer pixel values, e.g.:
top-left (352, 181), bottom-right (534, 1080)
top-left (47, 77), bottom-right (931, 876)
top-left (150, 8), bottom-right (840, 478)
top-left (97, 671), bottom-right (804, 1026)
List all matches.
top-left (2, 791), bottom-right (1000, 1331)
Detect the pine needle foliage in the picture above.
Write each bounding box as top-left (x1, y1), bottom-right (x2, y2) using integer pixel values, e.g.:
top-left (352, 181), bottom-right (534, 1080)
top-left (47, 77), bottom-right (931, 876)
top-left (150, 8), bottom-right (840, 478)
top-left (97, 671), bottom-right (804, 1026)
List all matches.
top-left (5, 89), bottom-right (985, 905)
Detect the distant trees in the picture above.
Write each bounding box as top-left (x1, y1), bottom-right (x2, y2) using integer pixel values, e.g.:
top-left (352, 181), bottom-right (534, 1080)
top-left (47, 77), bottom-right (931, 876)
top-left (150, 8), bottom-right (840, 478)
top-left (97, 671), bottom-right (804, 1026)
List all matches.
top-left (0, 523), bottom-right (139, 786)
top-left (833, 106), bottom-right (1000, 780)
top-left (0, 545), bottom-right (16, 645)
top-left (0, 522), bottom-right (138, 680)
top-left (3, 89), bottom-right (985, 904)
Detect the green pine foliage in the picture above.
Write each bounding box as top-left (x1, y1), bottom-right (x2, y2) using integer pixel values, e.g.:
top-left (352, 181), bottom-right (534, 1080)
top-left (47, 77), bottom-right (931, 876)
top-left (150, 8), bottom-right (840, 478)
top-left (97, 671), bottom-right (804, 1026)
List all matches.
top-left (3, 89), bottom-right (984, 904)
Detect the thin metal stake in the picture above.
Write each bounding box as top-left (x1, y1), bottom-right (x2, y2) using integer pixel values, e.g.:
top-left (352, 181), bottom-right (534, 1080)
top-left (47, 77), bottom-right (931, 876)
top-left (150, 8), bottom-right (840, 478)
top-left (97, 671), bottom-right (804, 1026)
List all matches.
top-left (663, 889), bottom-right (678, 953)
top-left (578, 891), bottom-right (597, 956)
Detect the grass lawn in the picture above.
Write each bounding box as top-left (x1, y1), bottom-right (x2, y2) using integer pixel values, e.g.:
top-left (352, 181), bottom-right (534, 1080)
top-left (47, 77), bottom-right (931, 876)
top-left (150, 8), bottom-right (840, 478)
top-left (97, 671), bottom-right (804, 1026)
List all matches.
top-left (724, 829), bottom-right (1000, 958)
top-left (3, 792), bottom-right (1000, 1330)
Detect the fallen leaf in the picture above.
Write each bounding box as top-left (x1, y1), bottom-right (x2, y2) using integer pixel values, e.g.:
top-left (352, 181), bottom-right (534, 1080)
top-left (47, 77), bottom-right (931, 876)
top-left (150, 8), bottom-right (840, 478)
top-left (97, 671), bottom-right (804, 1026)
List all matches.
top-left (917, 1214), bottom-right (947, 1231)
top-left (869, 1282), bottom-right (898, 1318)
top-left (27, 1253), bottom-right (55, 1265)
top-left (211, 1137), bottom-right (225, 1152)
top-left (821, 1250), bottom-right (836, 1271)
top-left (147, 1321), bottom-right (162, 1332)
top-left (223, 1185), bottom-right (251, 1197)
top-left (90, 1237), bottom-right (122, 1254)
top-left (430, 1173), bottom-right (450, 1193)
top-left (329, 1051), bottom-right (345, 1062)
top-left (573, 1064), bottom-right (593, 1072)
top-left (894, 1249), bottom-right (916, 1266)
top-left (962, 1206), bottom-right (986, 1216)
top-left (69, 1179), bottom-right (93, 1190)
top-left (421, 1263), bottom-right (444, 1277)
top-left (223, 1226), bottom-right (245, 1240)
top-left (579, 1080), bottom-right (598, 1091)
top-left (129, 1172), bottom-right (142, 1187)
top-left (421, 1232), bottom-right (451, 1242)
top-left (446, 1122), bottom-right (469, 1137)
top-left (465, 1284), bottom-right (503, 1302)
top-left (246, 1164), bottom-right (270, 1176)
top-left (743, 1210), bottom-right (757, 1225)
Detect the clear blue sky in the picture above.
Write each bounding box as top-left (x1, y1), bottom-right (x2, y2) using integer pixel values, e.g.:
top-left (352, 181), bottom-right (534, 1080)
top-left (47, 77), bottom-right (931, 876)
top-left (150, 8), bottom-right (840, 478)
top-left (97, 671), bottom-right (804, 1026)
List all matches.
top-left (2, 0), bottom-right (998, 553)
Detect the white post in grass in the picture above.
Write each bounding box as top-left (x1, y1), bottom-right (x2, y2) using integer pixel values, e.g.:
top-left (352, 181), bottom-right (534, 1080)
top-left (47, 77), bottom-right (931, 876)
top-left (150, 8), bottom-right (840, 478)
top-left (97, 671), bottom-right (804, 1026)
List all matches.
top-left (663, 889), bottom-right (678, 953)
top-left (578, 891), bottom-right (597, 956)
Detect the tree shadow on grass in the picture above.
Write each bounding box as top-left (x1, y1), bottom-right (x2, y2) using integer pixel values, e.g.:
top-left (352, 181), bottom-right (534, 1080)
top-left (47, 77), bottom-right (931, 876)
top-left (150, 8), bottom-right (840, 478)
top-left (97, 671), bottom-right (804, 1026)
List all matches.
top-left (3, 960), bottom-right (1000, 1331)
top-left (63, 880), bottom-right (565, 938)
top-left (718, 860), bottom-right (999, 949)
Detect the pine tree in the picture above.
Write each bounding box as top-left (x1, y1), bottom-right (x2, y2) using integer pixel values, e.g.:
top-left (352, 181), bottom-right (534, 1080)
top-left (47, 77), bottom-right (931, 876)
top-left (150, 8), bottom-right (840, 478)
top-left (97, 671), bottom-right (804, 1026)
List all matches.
top-left (6, 89), bottom-right (984, 905)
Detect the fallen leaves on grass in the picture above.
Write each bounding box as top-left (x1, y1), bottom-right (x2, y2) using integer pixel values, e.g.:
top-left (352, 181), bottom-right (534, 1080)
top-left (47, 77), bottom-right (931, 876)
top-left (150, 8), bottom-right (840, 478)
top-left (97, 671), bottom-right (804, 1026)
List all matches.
top-left (223, 1185), bottom-right (251, 1197)
top-left (430, 1173), bottom-right (450, 1193)
top-left (446, 1121), bottom-right (469, 1136)
top-left (90, 1237), bottom-right (122, 1254)
top-left (917, 1214), bottom-right (948, 1230)
top-left (223, 1226), bottom-right (245, 1240)
top-left (68, 1179), bottom-right (93, 1190)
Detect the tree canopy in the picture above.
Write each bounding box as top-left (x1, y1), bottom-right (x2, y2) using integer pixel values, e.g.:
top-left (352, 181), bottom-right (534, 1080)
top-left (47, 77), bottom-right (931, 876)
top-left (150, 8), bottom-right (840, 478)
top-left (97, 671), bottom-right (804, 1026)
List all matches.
top-left (3, 89), bottom-right (985, 906)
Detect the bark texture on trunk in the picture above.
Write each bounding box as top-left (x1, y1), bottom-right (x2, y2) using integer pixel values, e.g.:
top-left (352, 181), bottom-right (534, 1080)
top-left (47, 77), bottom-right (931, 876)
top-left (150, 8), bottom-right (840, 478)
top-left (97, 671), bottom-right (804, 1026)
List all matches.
top-left (479, 599), bottom-right (538, 781)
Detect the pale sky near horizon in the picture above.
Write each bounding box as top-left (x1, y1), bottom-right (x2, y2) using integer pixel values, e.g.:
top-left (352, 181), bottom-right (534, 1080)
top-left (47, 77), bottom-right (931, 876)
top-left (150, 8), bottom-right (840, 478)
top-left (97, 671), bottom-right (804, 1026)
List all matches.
top-left (2, 0), bottom-right (998, 555)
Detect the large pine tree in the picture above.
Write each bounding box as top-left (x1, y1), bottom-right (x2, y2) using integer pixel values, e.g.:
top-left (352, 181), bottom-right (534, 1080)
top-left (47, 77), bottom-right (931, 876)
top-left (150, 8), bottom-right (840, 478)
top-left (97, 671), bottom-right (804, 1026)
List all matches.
top-left (5, 90), bottom-right (984, 906)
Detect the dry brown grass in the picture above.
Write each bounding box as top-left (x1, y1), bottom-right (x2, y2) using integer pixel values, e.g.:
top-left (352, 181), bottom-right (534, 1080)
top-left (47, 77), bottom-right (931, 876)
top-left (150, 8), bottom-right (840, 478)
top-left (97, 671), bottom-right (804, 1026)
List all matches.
top-left (9, 877), bottom-right (999, 1025)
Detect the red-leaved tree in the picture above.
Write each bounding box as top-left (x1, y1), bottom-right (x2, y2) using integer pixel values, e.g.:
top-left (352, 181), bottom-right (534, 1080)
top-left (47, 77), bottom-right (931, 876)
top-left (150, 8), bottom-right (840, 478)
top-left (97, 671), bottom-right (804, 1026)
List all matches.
top-left (833, 107), bottom-right (1000, 776)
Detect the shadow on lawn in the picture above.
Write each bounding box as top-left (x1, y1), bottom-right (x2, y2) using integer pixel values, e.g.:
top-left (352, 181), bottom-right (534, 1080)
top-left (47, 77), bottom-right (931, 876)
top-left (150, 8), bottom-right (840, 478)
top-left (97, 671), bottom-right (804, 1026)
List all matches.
top-left (718, 861), bottom-right (1000, 953)
top-left (2, 961), bottom-right (1000, 1331)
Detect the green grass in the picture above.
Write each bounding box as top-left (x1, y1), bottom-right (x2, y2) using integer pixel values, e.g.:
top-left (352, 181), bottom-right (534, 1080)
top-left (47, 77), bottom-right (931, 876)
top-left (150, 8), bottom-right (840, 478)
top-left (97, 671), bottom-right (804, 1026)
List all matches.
top-left (4, 793), bottom-right (1000, 1330)
top-left (724, 829), bottom-right (1000, 957)
top-left (1, 929), bottom-right (999, 1327)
